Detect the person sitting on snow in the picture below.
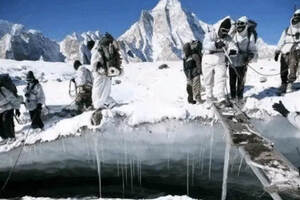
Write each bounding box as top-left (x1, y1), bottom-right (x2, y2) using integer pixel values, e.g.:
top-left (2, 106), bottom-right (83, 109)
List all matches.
top-left (273, 101), bottom-right (300, 130)
top-left (228, 16), bottom-right (257, 104)
top-left (71, 60), bottom-right (93, 113)
top-left (183, 40), bottom-right (204, 104)
top-left (0, 74), bottom-right (22, 142)
top-left (90, 33), bottom-right (122, 125)
top-left (202, 17), bottom-right (235, 108)
top-left (275, 9), bottom-right (300, 94)
top-left (79, 37), bottom-right (95, 65)
top-left (24, 71), bottom-right (45, 130)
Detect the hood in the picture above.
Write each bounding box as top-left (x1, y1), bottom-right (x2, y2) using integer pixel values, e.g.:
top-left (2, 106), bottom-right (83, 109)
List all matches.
top-left (213, 16), bottom-right (232, 33)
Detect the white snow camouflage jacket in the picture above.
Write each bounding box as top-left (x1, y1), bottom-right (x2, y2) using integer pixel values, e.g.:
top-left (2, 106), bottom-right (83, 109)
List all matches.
top-left (75, 65), bottom-right (93, 88)
top-left (276, 22), bottom-right (300, 54)
top-left (0, 87), bottom-right (22, 113)
top-left (24, 82), bottom-right (45, 111)
top-left (79, 43), bottom-right (92, 65)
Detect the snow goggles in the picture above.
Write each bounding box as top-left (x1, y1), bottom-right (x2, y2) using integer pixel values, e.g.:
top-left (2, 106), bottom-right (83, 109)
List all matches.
top-left (220, 27), bottom-right (230, 34)
top-left (236, 21), bottom-right (246, 27)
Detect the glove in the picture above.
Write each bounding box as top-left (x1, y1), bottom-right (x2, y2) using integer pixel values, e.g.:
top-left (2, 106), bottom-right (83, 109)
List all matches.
top-left (15, 109), bottom-right (21, 117)
top-left (245, 52), bottom-right (255, 63)
top-left (272, 101), bottom-right (290, 117)
top-left (37, 103), bottom-right (43, 111)
top-left (215, 40), bottom-right (226, 49)
top-left (71, 78), bottom-right (75, 83)
top-left (274, 50), bottom-right (280, 62)
top-left (228, 49), bottom-right (237, 56)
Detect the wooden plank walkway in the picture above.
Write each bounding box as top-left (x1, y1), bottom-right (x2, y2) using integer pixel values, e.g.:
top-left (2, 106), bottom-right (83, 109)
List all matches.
top-left (213, 103), bottom-right (300, 200)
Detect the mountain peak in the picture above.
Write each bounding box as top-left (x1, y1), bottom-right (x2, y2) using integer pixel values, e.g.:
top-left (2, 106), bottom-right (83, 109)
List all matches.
top-left (152, 0), bottom-right (182, 11)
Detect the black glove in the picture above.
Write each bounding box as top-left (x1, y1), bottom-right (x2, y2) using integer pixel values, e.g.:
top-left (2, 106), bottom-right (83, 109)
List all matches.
top-left (37, 103), bottom-right (43, 111)
top-left (71, 78), bottom-right (75, 83)
top-left (15, 109), bottom-right (21, 117)
top-left (228, 49), bottom-right (237, 56)
top-left (245, 52), bottom-right (255, 63)
top-left (274, 51), bottom-right (280, 62)
top-left (272, 101), bottom-right (290, 117)
top-left (215, 40), bottom-right (226, 49)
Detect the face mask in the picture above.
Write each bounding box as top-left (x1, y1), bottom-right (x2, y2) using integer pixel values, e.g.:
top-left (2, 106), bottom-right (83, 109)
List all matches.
top-left (236, 21), bottom-right (246, 33)
top-left (292, 14), bottom-right (300, 25)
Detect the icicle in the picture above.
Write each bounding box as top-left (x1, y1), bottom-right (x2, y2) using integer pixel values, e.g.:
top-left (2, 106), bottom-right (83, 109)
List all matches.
top-left (237, 156), bottom-right (244, 177)
top-left (94, 141), bottom-right (102, 198)
top-left (186, 152), bottom-right (189, 196)
top-left (130, 158), bottom-right (133, 192)
top-left (84, 134), bottom-right (91, 164)
top-left (121, 163), bottom-right (125, 197)
top-left (117, 160), bottom-right (120, 177)
top-left (61, 138), bottom-right (66, 153)
top-left (208, 127), bottom-right (214, 180)
top-left (221, 136), bottom-right (231, 200)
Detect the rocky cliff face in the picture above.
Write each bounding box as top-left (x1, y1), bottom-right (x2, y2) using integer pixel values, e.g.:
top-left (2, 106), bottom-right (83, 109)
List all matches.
top-left (60, 31), bottom-right (102, 63)
top-left (119, 0), bottom-right (205, 62)
top-left (0, 20), bottom-right (64, 62)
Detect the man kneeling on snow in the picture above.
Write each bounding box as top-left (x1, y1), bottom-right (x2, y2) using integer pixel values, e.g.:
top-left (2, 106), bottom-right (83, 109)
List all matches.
top-left (90, 33), bottom-right (122, 125)
top-left (71, 60), bottom-right (93, 113)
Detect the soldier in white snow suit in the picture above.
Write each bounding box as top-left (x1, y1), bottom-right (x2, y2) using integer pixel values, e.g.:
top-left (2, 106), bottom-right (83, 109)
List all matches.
top-left (273, 101), bottom-right (300, 131)
top-left (183, 41), bottom-right (203, 104)
top-left (0, 75), bottom-right (22, 140)
top-left (79, 39), bottom-right (95, 65)
top-left (202, 17), bottom-right (235, 108)
top-left (275, 9), bottom-right (300, 94)
top-left (71, 60), bottom-right (93, 112)
top-left (229, 16), bottom-right (257, 102)
top-left (91, 40), bottom-right (116, 110)
top-left (24, 71), bottom-right (45, 129)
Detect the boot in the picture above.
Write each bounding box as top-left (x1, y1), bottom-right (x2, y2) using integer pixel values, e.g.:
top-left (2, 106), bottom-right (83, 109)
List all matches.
top-left (186, 85), bottom-right (196, 104)
top-left (279, 83), bottom-right (287, 94)
top-left (286, 83), bottom-right (293, 93)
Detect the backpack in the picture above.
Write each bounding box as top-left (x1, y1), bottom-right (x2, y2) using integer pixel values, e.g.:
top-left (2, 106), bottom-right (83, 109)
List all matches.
top-left (97, 33), bottom-right (122, 77)
top-left (247, 20), bottom-right (257, 43)
top-left (0, 74), bottom-right (18, 97)
top-left (190, 40), bottom-right (202, 55)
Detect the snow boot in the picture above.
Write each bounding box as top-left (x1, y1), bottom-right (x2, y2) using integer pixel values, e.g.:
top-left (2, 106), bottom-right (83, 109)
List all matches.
top-left (286, 83), bottom-right (293, 93)
top-left (187, 85), bottom-right (196, 104)
top-left (279, 83), bottom-right (287, 94)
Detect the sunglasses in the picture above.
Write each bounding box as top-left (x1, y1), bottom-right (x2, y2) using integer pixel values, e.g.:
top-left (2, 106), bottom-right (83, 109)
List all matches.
top-left (220, 28), bottom-right (230, 34)
top-left (236, 21), bottom-right (246, 27)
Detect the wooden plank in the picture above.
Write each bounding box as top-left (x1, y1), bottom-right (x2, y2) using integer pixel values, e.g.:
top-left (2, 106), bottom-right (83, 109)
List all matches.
top-left (213, 103), bottom-right (300, 200)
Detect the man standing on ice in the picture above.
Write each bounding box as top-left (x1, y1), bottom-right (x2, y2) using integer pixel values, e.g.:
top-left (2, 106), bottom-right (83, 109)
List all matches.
top-left (90, 33), bottom-right (122, 125)
top-left (202, 17), bottom-right (235, 108)
top-left (228, 16), bottom-right (257, 104)
top-left (71, 60), bottom-right (93, 113)
top-left (24, 71), bottom-right (45, 130)
top-left (0, 74), bottom-right (22, 142)
top-left (274, 9), bottom-right (300, 94)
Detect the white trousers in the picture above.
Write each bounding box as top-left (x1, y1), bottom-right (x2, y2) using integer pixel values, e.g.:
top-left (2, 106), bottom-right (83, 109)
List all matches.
top-left (202, 54), bottom-right (227, 101)
top-left (92, 73), bottom-right (116, 109)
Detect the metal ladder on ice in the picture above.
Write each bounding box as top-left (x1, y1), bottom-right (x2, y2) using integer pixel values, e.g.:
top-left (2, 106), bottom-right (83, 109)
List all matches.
top-left (213, 103), bottom-right (300, 200)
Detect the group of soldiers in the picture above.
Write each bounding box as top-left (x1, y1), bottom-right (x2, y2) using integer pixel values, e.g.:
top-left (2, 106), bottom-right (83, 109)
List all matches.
top-left (0, 33), bottom-right (122, 142)
top-left (183, 10), bottom-right (300, 108)
top-left (1, 10), bottom-right (300, 142)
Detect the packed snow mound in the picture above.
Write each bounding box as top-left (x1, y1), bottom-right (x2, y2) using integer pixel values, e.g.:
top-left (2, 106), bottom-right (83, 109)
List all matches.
top-left (60, 31), bottom-right (102, 63)
top-left (118, 0), bottom-right (205, 63)
top-left (0, 20), bottom-right (64, 62)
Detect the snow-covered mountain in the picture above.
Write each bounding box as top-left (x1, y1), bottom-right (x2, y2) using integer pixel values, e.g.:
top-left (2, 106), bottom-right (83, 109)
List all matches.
top-left (60, 31), bottom-right (102, 63)
top-left (0, 20), bottom-right (64, 62)
top-left (118, 0), bottom-right (205, 62)
top-left (256, 38), bottom-right (276, 59)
